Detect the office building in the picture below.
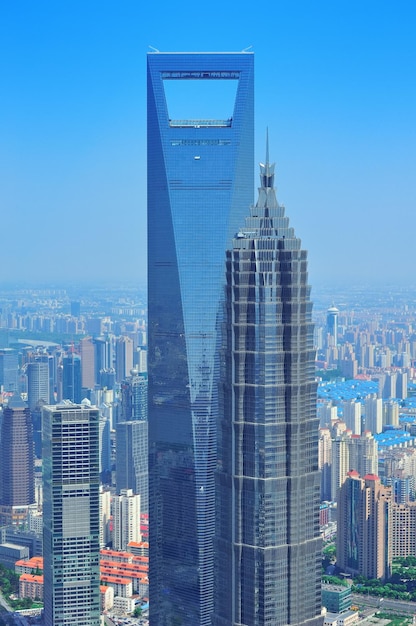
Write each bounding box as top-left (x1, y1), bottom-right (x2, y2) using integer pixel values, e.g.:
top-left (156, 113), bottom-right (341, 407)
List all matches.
top-left (116, 371), bottom-right (148, 510)
top-left (42, 402), bottom-right (100, 625)
top-left (213, 152), bottom-right (322, 625)
top-left (0, 348), bottom-right (18, 393)
top-left (337, 471), bottom-right (391, 581)
top-left (0, 397), bottom-right (35, 526)
top-left (321, 584), bottom-right (352, 614)
top-left (94, 337), bottom-right (112, 384)
top-left (115, 336), bottom-right (134, 383)
top-left (147, 51), bottom-right (254, 626)
top-left (27, 359), bottom-right (50, 412)
top-left (79, 337), bottom-right (95, 390)
top-left (326, 305), bottom-right (339, 347)
top-left (27, 354), bottom-right (54, 458)
top-left (116, 420), bottom-right (148, 514)
top-left (62, 353), bottom-right (82, 403)
top-left (120, 371), bottom-right (147, 422)
top-left (100, 487), bottom-right (111, 548)
top-left (99, 415), bottom-right (111, 481)
top-left (319, 428), bottom-right (332, 502)
top-left (112, 489), bottom-right (141, 551)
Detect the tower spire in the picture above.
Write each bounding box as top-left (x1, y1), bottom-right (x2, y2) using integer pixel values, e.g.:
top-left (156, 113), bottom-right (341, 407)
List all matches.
top-left (266, 127), bottom-right (269, 169)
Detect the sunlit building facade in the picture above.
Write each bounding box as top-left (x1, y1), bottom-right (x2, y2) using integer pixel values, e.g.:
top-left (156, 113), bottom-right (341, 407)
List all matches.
top-left (147, 51), bottom-right (254, 626)
top-left (43, 402), bottom-right (100, 625)
top-left (213, 152), bottom-right (322, 626)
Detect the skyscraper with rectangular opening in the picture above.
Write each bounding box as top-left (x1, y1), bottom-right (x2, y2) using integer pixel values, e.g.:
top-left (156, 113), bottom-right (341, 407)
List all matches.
top-left (147, 51), bottom-right (254, 626)
top-left (213, 151), bottom-right (323, 626)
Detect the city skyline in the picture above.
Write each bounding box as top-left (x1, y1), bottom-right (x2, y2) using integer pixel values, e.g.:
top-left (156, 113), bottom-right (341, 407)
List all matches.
top-left (1, 2), bottom-right (415, 285)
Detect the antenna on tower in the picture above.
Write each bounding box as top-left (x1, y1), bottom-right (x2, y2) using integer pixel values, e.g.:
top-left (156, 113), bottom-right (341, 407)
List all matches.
top-left (266, 127), bottom-right (269, 166)
top-left (148, 45), bottom-right (160, 53)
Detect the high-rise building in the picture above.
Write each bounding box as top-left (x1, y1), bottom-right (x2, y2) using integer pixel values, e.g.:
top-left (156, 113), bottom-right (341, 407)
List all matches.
top-left (79, 337), bottom-right (95, 390)
top-left (319, 427), bottom-right (332, 502)
top-left (27, 359), bottom-right (50, 412)
top-left (112, 489), bottom-right (141, 551)
top-left (116, 372), bottom-right (148, 511)
top-left (27, 357), bottom-right (52, 458)
top-left (120, 371), bottom-right (147, 422)
top-left (213, 153), bottom-right (322, 625)
top-left (115, 336), bottom-right (134, 383)
top-left (62, 353), bottom-right (82, 403)
top-left (342, 399), bottom-right (361, 435)
top-left (326, 305), bottom-right (339, 347)
top-left (99, 487), bottom-right (111, 548)
top-left (331, 430), bottom-right (378, 501)
top-left (0, 397), bottom-right (35, 526)
top-left (0, 348), bottom-right (18, 393)
top-left (337, 471), bottom-right (391, 580)
top-left (116, 420), bottom-right (148, 514)
top-left (42, 402), bottom-right (100, 625)
top-left (147, 51), bottom-right (254, 626)
top-left (93, 337), bottom-right (112, 384)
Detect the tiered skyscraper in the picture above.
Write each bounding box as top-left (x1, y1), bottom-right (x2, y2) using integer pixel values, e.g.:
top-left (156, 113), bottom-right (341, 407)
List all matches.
top-left (213, 150), bottom-right (323, 626)
top-left (147, 51), bottom-right (254, 626)
top-left (42, 402), bottom-right (100, 626)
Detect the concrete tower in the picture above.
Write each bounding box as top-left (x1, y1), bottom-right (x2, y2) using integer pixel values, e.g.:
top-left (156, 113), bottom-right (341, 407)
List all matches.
top-left (42, 402), bottom-right (100, 625)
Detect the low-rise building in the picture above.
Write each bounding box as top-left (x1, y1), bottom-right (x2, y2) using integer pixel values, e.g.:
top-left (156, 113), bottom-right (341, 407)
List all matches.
top-left (322, 584), bottom-right (351, 613)
top-left (19, 573), bottom-right (43, 600)
top-left (100, 584), bottom-right (114, 612)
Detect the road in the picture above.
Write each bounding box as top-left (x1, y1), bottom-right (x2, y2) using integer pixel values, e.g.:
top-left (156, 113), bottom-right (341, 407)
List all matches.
top-left (0, 592), bottom-right (30, 626)
top-left (352, 592), bottom-right (416, 616)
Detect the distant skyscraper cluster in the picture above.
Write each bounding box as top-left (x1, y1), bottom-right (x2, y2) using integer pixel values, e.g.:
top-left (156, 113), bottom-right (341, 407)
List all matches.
top-left (0, 288), bottom-right (149, 619)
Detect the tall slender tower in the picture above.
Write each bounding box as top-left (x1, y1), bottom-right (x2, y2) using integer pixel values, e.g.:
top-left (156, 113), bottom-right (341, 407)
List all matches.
top-left (42, 402), bottom-right (100, 626)
top-left (337, 471), bottom-right (391, 580)
top-left (27, 359), bottom-right (50, 411)
top-left (213, 148), bottom-right (323, 626)
top-left (326, 305), bottom-right (339, 347)
top-left (62, 353), bottom-right (82, 403)
top-left (147, 51), bottom-right (254, 626)
top-left (0, 397), bottom-right (35, 526)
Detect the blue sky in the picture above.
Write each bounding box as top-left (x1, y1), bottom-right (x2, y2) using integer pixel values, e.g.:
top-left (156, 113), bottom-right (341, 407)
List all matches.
top-left (0, 1), bottom-right (415, 287)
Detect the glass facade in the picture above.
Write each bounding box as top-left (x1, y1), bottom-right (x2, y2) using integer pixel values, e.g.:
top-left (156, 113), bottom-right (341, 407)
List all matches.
top-left (147, 52), bottom-right (254, 626)
top-left (42, 403), bottom-right (100, 626)
top-left (213, 156), bottom-right (323, 626)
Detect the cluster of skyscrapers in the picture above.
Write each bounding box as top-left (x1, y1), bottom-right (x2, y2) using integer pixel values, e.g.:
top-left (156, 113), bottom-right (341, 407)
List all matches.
top-left (147, 51), bottom-right (322, 626)
top-left (0, 51), bottom-right (324, 626)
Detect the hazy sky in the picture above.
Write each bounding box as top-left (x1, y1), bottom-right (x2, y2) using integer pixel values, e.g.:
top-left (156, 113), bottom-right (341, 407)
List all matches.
top-left (1, 1), bottom-right (415, 287)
